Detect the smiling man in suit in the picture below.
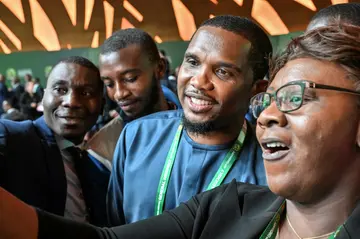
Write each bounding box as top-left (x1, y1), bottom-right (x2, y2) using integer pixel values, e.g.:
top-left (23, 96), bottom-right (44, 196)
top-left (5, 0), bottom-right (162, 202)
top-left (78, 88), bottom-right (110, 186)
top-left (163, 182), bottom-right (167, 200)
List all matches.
top-left (0, 56), bottom-right (109, 226)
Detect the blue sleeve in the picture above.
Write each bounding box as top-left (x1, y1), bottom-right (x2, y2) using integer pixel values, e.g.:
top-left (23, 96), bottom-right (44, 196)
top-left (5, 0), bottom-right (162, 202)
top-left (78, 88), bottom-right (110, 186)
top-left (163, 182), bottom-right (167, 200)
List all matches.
top-left (161, 85), bottom-right (181, 109)
top-left (107, 126), bottom-right (127, 226)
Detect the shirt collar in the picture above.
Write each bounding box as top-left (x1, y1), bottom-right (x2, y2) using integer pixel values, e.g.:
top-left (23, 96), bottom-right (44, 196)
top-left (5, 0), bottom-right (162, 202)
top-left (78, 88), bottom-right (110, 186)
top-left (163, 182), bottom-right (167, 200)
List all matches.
top-left (55, 135), bottom-right (84, 150)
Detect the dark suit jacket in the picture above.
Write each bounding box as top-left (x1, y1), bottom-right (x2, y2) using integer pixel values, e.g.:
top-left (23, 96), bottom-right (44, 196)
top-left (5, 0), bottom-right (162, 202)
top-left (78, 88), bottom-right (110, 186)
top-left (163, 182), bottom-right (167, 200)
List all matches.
top-left (1, 108), bottom-right (26, 121)
top-left (10, 84), bottom-right (25, 109)
top-left (0, 82), bottom-right (8, 115)
top-left (0, 116), bottom-right (110, 226)
top-left (36, 180), bottom-right (360, 239)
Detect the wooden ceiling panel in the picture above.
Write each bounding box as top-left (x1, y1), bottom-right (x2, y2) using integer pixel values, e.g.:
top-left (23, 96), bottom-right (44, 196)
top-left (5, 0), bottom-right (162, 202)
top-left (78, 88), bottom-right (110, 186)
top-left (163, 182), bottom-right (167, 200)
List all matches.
top-left (0, 0), bottom-right (359, 53)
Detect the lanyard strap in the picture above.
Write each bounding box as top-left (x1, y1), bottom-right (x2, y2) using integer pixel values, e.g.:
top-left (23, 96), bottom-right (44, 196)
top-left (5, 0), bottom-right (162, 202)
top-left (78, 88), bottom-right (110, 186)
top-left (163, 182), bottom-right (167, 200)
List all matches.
top-left (154, 121), bottom-right (247, 216)
top-left (259, 202), bottom-right (343, 239)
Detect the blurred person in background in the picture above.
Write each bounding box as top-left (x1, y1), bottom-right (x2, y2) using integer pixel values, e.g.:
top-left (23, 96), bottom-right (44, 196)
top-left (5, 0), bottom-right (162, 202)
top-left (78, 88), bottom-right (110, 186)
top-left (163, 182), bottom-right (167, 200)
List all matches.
top-left (0, 74), bottom-right (8, 115)
top-left (159, 49), bottom-right (177, 94)
top-left (19, 81), bottom-right (41, 120)
top-left (10, 77), bottom-right (24, 110)
top-left (1, 98), bottom-right (25, 121)
top-left (33, 77), bottom-right (44, 100)
top-left (24, 73), bottom-right (32, 87)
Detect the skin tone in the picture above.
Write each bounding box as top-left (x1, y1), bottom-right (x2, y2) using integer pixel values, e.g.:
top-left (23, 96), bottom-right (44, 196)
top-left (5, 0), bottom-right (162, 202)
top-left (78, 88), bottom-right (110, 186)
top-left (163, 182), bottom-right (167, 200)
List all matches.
top-left (2, 100), bottom-right (10, 112)
top-left (178, 26), bottom-right (255, 145)
top-left (257, 58), bottom-right (360, 238)
top-left (99, 44), bottom-right (168, 120)
top-left (42, 62), bottom-right (103, 145)
top-left (3, 59), bottom-right (360, 239)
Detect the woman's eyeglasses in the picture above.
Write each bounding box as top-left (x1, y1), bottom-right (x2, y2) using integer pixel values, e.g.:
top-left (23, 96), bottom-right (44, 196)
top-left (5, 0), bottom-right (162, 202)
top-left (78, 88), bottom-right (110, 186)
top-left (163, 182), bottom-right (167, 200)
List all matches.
top-left (250, 80), bottom-right (360, 119)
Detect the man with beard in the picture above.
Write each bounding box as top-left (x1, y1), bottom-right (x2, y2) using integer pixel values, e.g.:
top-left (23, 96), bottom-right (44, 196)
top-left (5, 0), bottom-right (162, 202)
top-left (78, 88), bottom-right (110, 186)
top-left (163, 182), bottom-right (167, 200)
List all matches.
top-left (108, 15), bottom-right (270, 226)
top-left (85, 29), bottom-right (181, 167)
top-left (0, 56), bottom-right (109, 226)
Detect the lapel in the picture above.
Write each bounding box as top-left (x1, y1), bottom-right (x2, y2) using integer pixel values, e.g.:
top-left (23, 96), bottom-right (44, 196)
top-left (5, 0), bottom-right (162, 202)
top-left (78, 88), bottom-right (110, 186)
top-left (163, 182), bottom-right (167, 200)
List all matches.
top-left (335, 201), bottom-right (360, 239)
top-left (33, 116), bottom-right (67, 216)
top-left (199, 181), bottom-right (283, 239)
top-left (236, 187), bottom-right (283, 238)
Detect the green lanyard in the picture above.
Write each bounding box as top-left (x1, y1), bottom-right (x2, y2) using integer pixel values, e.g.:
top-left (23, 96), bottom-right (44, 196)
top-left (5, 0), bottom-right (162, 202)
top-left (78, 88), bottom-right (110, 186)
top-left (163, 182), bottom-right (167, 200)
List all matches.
top-left (154, 121), bottom-right (247, 216)
top-left (259, 202), bottom-right (343, 239)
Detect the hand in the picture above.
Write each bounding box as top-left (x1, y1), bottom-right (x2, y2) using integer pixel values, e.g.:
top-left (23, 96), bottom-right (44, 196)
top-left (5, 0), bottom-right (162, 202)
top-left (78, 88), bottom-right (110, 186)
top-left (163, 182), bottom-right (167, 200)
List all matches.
top-left (30, 102), bottom-right (37, 108)
top-left (0, 187), bottom-right (38, 238)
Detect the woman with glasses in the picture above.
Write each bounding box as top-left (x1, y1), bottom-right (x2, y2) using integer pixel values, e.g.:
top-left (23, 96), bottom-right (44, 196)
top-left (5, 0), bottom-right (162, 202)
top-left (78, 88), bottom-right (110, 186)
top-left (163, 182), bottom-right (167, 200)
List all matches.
top-left (1, 23), bottom-right (360, 239)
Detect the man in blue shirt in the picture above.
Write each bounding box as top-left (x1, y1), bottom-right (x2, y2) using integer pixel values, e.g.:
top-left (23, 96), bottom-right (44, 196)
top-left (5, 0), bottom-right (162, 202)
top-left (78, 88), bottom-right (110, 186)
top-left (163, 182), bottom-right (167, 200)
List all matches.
top-left (85, 29), bottom-right (181, 165)
top-left (108, 15), bottom-right (271, 225)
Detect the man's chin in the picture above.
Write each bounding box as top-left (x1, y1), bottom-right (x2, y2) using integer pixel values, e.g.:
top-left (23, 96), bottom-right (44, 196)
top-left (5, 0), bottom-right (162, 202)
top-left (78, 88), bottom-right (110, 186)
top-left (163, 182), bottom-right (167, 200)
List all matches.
top-left (181, 114), bottom-right (216, 135)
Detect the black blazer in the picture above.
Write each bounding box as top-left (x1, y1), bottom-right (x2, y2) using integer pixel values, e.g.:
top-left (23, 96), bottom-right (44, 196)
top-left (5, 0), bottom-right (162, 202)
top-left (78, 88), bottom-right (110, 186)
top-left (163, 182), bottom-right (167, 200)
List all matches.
top-left (11, 84), bottom-right (25, 109)
top-left (36, 180), bottom-right (360, 239)
top-left (0, 117), bottom-right (110, 226)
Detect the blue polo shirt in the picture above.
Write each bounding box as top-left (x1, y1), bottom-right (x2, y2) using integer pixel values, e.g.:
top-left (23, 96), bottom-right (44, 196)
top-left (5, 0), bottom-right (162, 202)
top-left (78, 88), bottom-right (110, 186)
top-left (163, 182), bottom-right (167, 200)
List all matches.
top-left (107, 110), bottom-right (266, 226)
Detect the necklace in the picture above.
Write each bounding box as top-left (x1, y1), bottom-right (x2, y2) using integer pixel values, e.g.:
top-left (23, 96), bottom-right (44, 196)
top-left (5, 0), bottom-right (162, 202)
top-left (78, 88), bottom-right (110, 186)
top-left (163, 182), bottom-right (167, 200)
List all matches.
top-left (286, 216), bottom-right (335, 239)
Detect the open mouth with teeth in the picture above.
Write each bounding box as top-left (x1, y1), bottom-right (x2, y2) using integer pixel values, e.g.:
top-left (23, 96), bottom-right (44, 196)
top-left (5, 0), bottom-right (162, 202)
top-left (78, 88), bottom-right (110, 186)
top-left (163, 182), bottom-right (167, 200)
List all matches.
top-left (262, 142), bottom-right (289, 154)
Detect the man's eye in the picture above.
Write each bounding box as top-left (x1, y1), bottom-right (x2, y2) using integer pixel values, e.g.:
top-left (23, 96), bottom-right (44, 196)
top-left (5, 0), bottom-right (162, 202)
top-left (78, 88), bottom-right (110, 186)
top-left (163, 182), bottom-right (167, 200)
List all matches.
top-left (105, 82), bottom-right (114, 88)
top-left (125, 76), bottom-right (138, 83)
top-left (216, 68), bottom-right (232, 79)
top-left (186, 58), bottom-right (198, 66)
top-left (54, 87), bottom-right (67, 94)
top-left (82, 90), bottom-right (94, 97)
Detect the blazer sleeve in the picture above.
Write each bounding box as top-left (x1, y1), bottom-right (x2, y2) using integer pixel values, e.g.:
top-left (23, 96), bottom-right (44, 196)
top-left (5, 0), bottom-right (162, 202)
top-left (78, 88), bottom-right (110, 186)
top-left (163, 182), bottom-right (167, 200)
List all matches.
top-left (36, 182), bottom-right (238, 239)
top-left (37, 200), bottom-right (196, 239)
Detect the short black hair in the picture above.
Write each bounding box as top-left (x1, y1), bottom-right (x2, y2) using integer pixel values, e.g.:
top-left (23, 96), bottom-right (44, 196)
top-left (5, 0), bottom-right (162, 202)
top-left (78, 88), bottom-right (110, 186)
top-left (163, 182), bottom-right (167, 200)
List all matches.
top-left (100, 28), bottom-right (160, 64)
top-left (55, 56), bottom-right (99, 73)
top-left (51, 56), bottom-right (102, 86)
top-left (198, 15), bottom-right (272, 82)
top-left (308, 3), bottom-right (360, 30)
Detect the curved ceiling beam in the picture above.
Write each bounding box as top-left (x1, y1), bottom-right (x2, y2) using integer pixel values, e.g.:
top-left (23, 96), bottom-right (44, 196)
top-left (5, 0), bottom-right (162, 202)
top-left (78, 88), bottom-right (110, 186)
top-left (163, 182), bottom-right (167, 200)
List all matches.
top-left (103, 1), bottom-right (114, 39)
top-left (172, 0), bottom-right (196, 41)
top-left (61, 0), bottom-right (77, 26)
top-left (0, 0), bottom-right (25, 23)
top-left (251, 0), bottom-right (289, 35)
top-left (0, 20), bottom-right (22, 50)
top-left (84, 0), bottom-right (95, 30)
top-left (29, 0), bottom-right (61, 51)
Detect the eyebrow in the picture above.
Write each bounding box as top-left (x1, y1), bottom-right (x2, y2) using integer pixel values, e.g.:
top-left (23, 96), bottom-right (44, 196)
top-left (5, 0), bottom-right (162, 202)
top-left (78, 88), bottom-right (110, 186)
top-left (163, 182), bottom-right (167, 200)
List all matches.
top-left (184, 52), bottom-right (200, 61)
top-left (101, 68), bottom-right (141, 81)
top-left (51, 79), bottom-right (68, 86)
top-left (184, 52), bottom-right (242, 74)
top-left (51, 79), bottom-right (98, 88)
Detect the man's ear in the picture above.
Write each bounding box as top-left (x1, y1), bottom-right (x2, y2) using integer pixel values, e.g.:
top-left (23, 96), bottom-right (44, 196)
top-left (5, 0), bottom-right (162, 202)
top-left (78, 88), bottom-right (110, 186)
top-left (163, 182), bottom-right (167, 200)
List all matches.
top-left (156, 58), bottom-right (166, 81)
top-left (251, 79), bottom-right (268, 96)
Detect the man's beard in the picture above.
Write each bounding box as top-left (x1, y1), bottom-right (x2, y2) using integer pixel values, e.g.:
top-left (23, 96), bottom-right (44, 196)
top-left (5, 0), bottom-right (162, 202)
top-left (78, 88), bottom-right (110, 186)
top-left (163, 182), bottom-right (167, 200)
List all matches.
top-left (182, 114), bottom-right (217, 136)
top-left (136, 74), bottom-right (160, 118)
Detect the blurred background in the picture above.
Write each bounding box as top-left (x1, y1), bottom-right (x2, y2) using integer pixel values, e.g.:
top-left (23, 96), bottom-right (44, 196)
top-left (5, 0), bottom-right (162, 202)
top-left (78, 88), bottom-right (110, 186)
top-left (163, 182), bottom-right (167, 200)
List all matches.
top-left (0, 0), bottom-right (358, 86)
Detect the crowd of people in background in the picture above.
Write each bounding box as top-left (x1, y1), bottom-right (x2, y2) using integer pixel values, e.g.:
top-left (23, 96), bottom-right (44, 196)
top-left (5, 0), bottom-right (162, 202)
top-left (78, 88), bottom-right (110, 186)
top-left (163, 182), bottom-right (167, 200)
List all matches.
top-left (1, 2), bottom-right (360, 239)
top-left (0, 73), bottom-right (44, 121)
